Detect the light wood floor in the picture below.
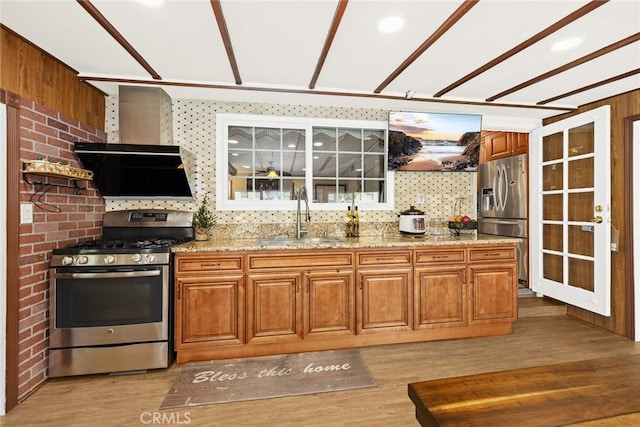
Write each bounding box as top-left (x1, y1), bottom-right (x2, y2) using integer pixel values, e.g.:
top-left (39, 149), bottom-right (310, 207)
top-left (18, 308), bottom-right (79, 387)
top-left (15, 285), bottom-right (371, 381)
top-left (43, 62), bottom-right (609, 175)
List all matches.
top-left (2, 300), bottom-right (640, 427)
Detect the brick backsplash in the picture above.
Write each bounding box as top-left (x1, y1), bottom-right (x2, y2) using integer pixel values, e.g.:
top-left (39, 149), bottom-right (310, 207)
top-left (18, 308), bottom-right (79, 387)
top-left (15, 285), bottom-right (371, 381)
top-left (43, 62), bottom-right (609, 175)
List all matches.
top-left (16, 96), bottom-right (106, 399)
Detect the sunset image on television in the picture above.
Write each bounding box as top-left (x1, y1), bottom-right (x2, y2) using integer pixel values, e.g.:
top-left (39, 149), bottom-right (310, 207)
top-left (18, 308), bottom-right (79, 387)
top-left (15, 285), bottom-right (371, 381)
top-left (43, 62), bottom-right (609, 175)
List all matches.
top-left (388, 111), bottom-right (482, 172)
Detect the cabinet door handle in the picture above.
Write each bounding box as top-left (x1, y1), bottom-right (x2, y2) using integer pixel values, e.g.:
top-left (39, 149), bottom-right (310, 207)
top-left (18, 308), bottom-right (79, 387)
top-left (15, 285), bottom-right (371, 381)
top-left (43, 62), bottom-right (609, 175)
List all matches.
top-left (295, 277), bottom-right (299, 293)
top-left (176, 285), bottom-right (181, 300)
top-left (201, 263), bottom-right (221, 268)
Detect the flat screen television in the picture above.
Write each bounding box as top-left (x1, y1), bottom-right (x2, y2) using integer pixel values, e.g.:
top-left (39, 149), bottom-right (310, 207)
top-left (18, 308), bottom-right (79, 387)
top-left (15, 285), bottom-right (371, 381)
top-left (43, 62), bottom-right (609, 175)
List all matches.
top-left (388, 111), bottom-right (482, 172)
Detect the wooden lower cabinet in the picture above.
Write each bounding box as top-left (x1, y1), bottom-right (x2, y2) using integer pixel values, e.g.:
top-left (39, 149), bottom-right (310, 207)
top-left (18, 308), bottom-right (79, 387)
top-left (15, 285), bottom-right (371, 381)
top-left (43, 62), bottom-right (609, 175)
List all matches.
top-left (469, 264), bottom-right (518, 325)
top-left (357, 267), bottom-right (413, 333)
top-left (414, 266), bottom-right (466, 328)
top-left (245, 269), bottom-right (355, 344)
top-left (175, 273), bottom-right (245, 348)
top-left (305, 269), bottom-right (355, 338)
top-left (414, 247), bottom-right (467, 329)
top-left (174, 244), bottom-right (518, 362)
top-left (246, 271), bottom-right (301, 343)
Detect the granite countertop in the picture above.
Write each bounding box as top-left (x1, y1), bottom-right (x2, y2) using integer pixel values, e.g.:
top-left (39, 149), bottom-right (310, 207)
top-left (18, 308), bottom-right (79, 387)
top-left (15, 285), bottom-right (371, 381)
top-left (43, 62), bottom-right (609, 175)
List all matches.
top-left (172, 233), bottom-right (521, 253)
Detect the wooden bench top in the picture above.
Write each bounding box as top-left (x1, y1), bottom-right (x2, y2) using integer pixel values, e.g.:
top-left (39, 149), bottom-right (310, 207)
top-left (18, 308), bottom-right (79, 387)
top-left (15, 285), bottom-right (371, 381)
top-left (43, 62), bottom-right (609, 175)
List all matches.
top-left (408, 353), bottom-right (640, 427)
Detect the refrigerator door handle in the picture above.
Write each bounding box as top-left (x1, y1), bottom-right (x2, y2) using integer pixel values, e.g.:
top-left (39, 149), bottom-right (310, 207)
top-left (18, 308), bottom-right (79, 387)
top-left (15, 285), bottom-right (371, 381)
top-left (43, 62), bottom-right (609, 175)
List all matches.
top-left (502, 164), bottom-right (509, 211)
top-left (494, 168), bottom-right (501, 211)
top-left (481, 218), bottom-right (522, 225)
top-left (496, 165), bottom-right (505, 211)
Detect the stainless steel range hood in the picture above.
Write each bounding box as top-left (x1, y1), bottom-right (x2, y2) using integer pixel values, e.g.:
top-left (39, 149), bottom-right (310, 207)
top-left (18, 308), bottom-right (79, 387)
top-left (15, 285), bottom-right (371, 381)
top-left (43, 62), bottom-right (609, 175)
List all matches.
top-left (74, 86), bottom-right (194, 200)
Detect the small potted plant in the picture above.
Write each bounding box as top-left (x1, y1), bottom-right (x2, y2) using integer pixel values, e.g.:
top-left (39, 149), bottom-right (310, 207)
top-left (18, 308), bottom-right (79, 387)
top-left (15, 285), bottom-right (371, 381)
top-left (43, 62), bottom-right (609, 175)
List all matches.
top-left (192, 194), bottom-right (216, 241)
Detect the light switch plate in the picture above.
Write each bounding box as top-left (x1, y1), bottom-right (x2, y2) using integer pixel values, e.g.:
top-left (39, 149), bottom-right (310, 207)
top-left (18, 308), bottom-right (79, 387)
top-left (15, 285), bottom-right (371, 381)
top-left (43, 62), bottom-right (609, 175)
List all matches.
top-left (20, 202), bottom-right (33, 224)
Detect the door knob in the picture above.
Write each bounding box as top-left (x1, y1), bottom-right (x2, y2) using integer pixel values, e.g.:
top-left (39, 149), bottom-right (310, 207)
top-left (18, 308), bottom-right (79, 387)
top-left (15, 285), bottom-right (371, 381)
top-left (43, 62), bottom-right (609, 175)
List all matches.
top-left (590, 216), bottom-right (603, 224)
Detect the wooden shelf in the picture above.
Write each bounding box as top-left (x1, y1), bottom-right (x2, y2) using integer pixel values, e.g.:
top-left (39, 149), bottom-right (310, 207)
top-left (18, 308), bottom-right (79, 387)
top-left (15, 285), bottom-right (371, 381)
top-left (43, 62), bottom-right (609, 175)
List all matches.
top-left (22, 161), bottom-right (93, 194)
top-left (22, 160), bottom-right (93, 180)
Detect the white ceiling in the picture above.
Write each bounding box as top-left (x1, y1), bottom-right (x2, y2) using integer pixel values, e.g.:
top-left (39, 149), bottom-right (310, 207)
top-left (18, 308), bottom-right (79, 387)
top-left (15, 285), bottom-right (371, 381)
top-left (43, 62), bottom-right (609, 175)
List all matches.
top-left (1, 0), bottom-right (639, 127)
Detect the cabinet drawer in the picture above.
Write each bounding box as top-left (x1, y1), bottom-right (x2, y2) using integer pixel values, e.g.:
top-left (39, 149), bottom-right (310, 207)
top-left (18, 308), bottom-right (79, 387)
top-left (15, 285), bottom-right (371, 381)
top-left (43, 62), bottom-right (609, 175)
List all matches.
top-left (414, 249), bottom-right (465, 264)
top-left (356, 250), bottom-right (412, 267)
top-left (469, 246), bottom-right (516, 262)
top-left (175, 254), bottom-right (243, 273)
top-left (248, 251), bottom-right (353, 270)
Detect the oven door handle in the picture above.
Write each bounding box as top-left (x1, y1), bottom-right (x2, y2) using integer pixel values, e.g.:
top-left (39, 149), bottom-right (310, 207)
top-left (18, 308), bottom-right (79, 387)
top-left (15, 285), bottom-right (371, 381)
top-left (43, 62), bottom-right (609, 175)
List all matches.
top-left (55, 270), bottom-right (162, 279)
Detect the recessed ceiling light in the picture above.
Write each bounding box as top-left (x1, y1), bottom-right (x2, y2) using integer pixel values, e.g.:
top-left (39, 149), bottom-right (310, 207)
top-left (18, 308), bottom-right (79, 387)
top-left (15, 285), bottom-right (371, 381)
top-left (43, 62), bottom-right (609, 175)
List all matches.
top-left (378, 16), bottom-right (405, 34)
top-left (551, 37), bottom-right (583, 52)
top-left (137, 0), bottom-right (167, 7)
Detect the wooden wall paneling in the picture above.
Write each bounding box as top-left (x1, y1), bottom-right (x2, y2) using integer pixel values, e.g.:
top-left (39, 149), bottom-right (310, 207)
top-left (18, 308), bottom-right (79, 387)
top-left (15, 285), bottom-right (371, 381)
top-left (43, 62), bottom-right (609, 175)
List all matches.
top-left (623, 113), bottom-right (640, 340)
top-left (0, 26), bottom-right (106, 130)
top-left (1, 89), bottom-right (21, 412)
top-left (543, 89), bottom-right (640, 336)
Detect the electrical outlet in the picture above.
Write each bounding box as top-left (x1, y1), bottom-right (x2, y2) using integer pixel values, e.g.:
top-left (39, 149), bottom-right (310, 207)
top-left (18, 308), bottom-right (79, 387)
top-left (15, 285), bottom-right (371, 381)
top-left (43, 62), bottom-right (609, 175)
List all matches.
top-left (416, 193), bottom-right (425, 204)
top-left (20, 202), bottom-right (33, 224)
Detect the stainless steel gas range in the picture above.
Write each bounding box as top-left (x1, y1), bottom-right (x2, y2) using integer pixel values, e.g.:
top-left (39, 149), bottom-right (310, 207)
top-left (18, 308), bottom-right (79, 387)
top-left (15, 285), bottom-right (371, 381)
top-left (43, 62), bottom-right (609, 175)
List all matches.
top-left (48, 209), bottom-right (193, 377)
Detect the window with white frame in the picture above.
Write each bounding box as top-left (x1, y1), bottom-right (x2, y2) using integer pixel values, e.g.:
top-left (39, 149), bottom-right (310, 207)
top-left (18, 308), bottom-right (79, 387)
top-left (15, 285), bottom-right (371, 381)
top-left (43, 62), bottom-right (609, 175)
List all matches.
top-left (216, 114), bottom-right (393, 211)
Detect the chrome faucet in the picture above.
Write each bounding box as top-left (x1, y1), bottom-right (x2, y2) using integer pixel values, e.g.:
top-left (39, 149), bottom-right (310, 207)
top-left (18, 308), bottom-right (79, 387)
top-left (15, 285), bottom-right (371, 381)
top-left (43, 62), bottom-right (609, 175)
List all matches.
top-left (296, 185), bottom-right (311, 239)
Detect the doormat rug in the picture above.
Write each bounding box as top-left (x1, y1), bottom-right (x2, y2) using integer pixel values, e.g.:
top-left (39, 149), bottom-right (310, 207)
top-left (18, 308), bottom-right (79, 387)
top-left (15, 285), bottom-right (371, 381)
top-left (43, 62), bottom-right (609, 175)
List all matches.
top-left (160, 349), bottom-right (377, 409)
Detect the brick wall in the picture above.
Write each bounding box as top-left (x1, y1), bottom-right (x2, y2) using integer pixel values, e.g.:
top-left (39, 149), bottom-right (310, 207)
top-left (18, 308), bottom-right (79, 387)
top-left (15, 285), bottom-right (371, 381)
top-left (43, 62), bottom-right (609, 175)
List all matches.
top-left (17, 97), bottom-right (106, 399)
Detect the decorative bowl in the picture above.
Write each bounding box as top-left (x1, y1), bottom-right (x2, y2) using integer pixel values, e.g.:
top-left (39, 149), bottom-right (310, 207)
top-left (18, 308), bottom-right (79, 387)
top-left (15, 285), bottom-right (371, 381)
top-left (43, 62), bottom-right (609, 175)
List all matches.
top-left (448, 220), bottom-right (477, 236)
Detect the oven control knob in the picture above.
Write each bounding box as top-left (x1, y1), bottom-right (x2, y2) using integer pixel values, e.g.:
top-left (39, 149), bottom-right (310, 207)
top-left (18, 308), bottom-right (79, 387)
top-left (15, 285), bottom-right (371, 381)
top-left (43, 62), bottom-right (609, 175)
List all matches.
top-left (144, 254), bottom-right (156, 264)
top-left (61, 256), bottom-right (74, 266)
top-left (104, 255), bottom-right (116, 264)
top-left (76, 256), bottom-right (89, 265)
top-left (131, 254), bottom-right (142, 263)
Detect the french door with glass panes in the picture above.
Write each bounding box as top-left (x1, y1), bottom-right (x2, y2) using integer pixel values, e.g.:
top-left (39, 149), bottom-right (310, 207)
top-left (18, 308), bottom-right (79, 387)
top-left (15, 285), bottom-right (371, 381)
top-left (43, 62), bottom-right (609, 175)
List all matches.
top-left (529, 106), bottom-right (611, 316)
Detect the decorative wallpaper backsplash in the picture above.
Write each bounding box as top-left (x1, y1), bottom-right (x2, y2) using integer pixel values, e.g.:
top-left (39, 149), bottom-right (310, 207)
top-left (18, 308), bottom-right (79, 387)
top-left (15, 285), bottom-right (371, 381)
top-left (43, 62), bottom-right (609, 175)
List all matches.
top-left (104, 97), bottom-right (477, 237)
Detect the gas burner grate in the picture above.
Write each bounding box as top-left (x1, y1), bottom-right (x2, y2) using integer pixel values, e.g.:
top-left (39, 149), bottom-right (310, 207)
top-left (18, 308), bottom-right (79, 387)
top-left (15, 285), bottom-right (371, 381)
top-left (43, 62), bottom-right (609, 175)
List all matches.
top-left (68, 238), bottom-right (182, 250)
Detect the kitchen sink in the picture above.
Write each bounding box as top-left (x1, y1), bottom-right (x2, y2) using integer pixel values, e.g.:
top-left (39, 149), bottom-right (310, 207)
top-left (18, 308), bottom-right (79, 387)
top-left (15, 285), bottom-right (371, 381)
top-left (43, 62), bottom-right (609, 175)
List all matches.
top-left (256, 237), bottom-right (346, 245)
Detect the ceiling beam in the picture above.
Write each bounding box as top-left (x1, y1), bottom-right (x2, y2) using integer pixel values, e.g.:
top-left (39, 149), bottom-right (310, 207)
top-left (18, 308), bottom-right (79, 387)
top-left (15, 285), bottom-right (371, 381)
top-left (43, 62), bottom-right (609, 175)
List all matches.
top-left (309, 0), bottom-right (349, 90)
top-left (434, 0), bottom-right (609, 98)
top-left (373, 0), bottom-right (479, 94)
top-left (76, 0), bottom-right (161, 80)
top-left (80, 75), bottom-right (573, 112)
top-left (210, 0), bottom-right (242, 85)
top-left (487, 32), bottom-right (640, 102)
top-left (537, 68), bottom-right (640, 105)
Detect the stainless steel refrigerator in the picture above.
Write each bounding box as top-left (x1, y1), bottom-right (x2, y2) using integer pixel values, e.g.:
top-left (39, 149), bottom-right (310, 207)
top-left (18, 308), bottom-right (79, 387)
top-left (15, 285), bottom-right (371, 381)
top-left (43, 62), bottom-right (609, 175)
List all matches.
top-left (477, 153), bottom-right (528, 284)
